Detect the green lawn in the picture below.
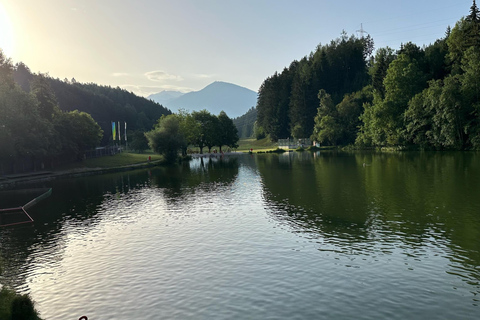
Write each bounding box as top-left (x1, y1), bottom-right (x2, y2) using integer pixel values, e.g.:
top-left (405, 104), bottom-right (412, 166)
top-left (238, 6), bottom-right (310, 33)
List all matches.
top-left (237, 138), bottom-right (278, 152)
top-left (56, 152), bottom-right (163, 171)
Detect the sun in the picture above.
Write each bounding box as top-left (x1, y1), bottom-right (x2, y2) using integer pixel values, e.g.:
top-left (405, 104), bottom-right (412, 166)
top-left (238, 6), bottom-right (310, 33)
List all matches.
top-left (0, 2), bottom-right (15, 57)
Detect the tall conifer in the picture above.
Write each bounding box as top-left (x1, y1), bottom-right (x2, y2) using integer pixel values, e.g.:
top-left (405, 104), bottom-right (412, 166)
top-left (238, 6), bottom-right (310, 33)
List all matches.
top-left (469, 0), bottom-right (479, 22)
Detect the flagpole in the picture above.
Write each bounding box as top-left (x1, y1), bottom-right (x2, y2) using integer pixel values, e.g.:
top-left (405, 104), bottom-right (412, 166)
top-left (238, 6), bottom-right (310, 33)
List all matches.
top-left (125, 121), bottom-right (128, 151)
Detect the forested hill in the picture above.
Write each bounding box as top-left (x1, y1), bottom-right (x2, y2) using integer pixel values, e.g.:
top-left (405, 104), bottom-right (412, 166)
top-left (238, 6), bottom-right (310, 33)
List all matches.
top-left (256, 32), bottom-right (373, 141)
top-left (233, 107), bottom-right (257, 138)
top-left (256, 1), bottom-right (480, 150)
top-left (13, 63), bottom-right (171, 144)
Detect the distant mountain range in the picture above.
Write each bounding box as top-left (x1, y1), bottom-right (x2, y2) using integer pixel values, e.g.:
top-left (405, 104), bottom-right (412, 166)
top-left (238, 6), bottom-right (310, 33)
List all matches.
top-left (147, 90), bottom-right (185, 107)
top-left (148, 81), bottom-right (257, 118)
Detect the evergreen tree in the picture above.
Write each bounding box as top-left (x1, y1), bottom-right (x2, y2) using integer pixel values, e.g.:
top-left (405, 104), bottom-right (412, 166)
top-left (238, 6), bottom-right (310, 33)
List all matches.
top-left (468, 0), bottom-right (479, 22)
top-left (31, 75), bottom-right (59, 121)
top-left (369, 47), bottom-right (396, 97)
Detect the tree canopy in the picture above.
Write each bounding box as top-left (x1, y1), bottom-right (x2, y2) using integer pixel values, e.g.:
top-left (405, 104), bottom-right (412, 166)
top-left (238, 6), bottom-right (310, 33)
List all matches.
top-left (256, 1), bottom-right (480, 150)
top-left (0, 50), bottom-right (106, 173)
top-left (145, 110), bottom-right (239, 162)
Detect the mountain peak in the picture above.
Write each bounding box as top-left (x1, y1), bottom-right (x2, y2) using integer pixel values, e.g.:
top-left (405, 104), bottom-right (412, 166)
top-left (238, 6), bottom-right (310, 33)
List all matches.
top-left (147, 90), bottom-right (185, 106)
top-left (149, 81), bottom-right (257, 118)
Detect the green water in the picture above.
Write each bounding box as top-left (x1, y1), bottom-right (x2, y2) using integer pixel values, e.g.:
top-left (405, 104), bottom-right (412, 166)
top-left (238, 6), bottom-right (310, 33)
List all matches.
top-left (0, 152), bottom-right (479, 319)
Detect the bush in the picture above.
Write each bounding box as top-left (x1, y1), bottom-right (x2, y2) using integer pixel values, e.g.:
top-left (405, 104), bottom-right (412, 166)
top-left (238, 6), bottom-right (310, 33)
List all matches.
top-left (307, 146), bottom-right (321, 152)
top-left (266, 148), bottom-right (286, 154)
top-left (0, 287), bottom-right (41, 320)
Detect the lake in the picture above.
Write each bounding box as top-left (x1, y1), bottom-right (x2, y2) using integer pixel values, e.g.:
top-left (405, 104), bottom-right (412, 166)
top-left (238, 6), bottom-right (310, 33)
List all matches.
top-left (1, 151), bottom-right (479, 319)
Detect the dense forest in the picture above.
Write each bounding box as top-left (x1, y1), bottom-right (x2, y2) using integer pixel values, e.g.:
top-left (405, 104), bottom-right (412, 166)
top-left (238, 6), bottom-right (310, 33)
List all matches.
top-left (256, 2), bottom-right (480, 150)
top-left (0, 54), bottom-right (170, 174)
top-left (13, 64), bottom-right (171, 145)
top-left (233, 107), bottom-right (257, 138)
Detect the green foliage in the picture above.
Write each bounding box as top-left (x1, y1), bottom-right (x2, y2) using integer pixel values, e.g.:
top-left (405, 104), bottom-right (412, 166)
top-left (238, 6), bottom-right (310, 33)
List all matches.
top-left (12, 66), bottom-right (171, 145)
top-left (257, 33), bottom-right (372, 141)
top-left (255, 4), bottom-right (480, 151)
top-left (313, 87), bottom-right (373, 146)
top-left (254, 123), bottom-right (266, 140)
top-left (217, 111), bottom-right (239, 151)
top-left (0, 288), bottom-right (41, 320)
top-left (369, 47), bottom-right (396, 97)
top-left (266, 148), bottom-right (287, 153)
top-left (175, 110), bottom-right (201, 155)
top-left (447, 14), bottom-right (480, 74)
top-left (31, 75), bottom-right (59, 121)
top-left (192, 110), bottom-right (219, 153)
top-left (54, 110), bottom-right (104, 160)
top-left (291, 124), bottom-right (304, 140)
top-left (0, 81), bottom-right (54, 161)
top-left (128, 130), bottom-right (150, 153)
top-left (306, 146), bottom-right (321, 152)
top-left (424, 38), bottom-right (449, 80)
top-left (145, 115), bottom-right (186, 163)
top-left (145, 110), bottom-right (239, 159)
top-left (257, 68), bottom-right (294, 141)
top-left (0, 49), bottom-right (15, 89)
top-left (357, 53), bottom-right (427, 146)
top-left (232, 107), bottom-right (257, 138)
top-left (403, 45), bottom-right (480, 150)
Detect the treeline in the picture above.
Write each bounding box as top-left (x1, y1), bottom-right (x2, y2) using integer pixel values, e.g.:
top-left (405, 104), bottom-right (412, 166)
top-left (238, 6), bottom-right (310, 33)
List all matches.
top-left (0, 52), bottom-right (104, 173)
top-left (13, 64), bottom-right (171, 145)
top-left (0, 52), bottom-right (171, 174)
top-left (145, 110), bottom-right (239, 163)
top-left (256, 32), bottom-right (373, 141)
top-left (233, 107), bottom-right (257, 138)
top-left (256, 2), bottom-right (480, 150)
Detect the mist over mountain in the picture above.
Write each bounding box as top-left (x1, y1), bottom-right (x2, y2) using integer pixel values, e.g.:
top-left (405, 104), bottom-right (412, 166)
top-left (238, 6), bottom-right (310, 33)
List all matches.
top-left (150, 81), bottom-right (257, 118)
top-left (147, 90), bottom-right (185, 107)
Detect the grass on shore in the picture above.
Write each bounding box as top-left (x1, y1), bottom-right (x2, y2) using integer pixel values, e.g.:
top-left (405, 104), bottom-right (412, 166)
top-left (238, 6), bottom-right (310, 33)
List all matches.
top-left (56, 152), bottom-right (164, 171)
top-left (236, 138), bottom-right (278, 152)
top-left (0, 287), bottom-right (42, 320)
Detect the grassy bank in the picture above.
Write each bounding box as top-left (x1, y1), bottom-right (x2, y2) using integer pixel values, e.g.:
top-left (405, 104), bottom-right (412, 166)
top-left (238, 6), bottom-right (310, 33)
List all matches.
top-left (237, 138), bottom-right (278, 152)
top-left (56, 152), bottom-right (164, 171)
top-left (0, 287), bottom-right (42, 320)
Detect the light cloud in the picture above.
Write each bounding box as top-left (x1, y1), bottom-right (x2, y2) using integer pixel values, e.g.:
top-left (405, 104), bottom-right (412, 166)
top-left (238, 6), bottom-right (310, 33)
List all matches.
top-left (112, 72), bottom-right (129, 77)
top-left (192, 73), bottom-right (215, 79)
top-left (145, 70), bottom-right (183, 82)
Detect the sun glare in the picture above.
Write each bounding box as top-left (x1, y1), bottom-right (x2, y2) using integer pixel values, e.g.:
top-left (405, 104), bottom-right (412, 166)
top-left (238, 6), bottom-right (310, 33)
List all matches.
top-left (0, 2), bottom-right (14, 57)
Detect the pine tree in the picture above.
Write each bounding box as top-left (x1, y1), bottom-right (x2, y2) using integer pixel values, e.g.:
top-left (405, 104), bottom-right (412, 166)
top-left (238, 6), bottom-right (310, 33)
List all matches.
top-left (468, 0), bottom-right (480, 48)
top-left (468, 0), bottom-right (479, 22)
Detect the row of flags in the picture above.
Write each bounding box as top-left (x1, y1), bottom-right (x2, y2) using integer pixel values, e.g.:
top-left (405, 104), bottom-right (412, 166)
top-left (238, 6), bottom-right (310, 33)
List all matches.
top-left (112, 121), bottom-right (127, 141)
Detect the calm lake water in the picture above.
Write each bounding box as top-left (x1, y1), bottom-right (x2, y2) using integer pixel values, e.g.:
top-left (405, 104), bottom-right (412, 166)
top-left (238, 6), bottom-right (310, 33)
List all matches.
top-left (1, 151), bottom-right (479, 319)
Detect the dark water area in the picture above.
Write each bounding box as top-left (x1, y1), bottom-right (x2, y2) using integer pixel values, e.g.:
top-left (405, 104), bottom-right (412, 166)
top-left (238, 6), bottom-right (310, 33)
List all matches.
top-left (0, 152), bottom-right (479, 319)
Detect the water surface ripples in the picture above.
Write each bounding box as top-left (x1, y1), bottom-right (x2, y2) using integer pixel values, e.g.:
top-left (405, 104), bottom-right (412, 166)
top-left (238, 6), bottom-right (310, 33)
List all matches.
top-left (1, 154), bottom-right (479, 319)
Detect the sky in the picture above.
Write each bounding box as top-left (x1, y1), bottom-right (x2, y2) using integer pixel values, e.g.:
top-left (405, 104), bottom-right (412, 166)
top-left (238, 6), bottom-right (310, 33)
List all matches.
top-left (0, 0), bottom-right (474, 97)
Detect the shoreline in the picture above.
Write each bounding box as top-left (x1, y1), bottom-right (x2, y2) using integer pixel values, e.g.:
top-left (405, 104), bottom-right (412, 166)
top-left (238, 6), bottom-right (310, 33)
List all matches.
top-left (0, 160), bottom-right (164, 189)
top-left (189, 151), bottom-right (247, 158)
top-left (0, 152), bottom-right (248, 189)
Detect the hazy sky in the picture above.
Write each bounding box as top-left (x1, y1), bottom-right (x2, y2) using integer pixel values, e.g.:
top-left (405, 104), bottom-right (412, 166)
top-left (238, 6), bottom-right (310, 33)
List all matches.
top-left (0, 0), bottom-right (474, 96)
